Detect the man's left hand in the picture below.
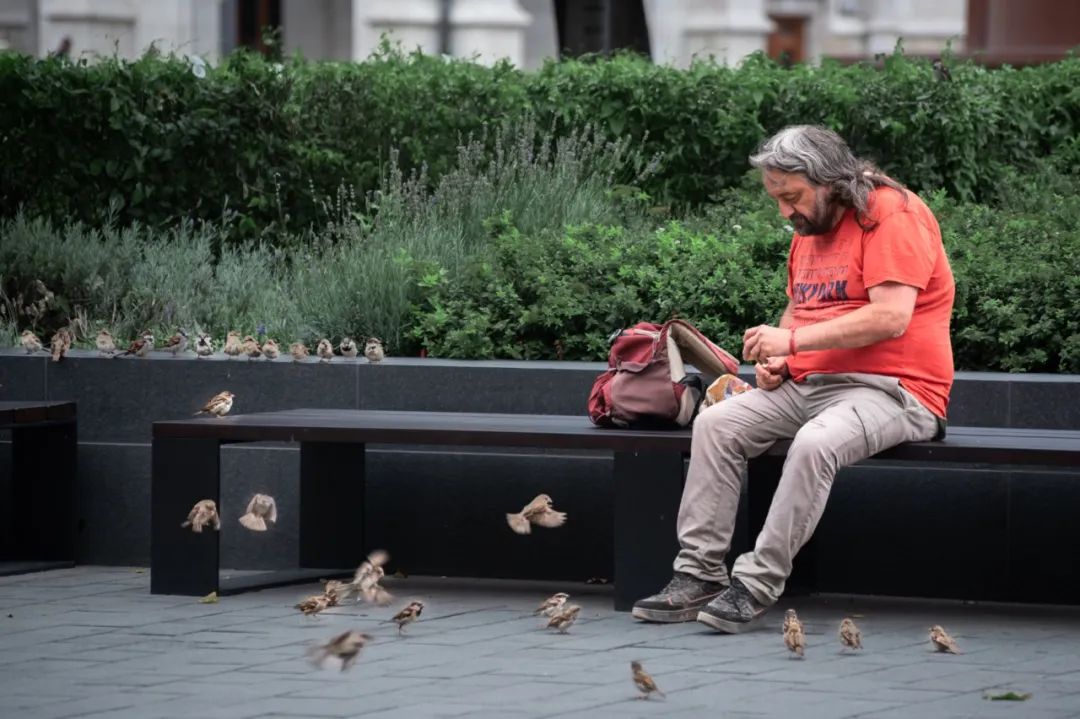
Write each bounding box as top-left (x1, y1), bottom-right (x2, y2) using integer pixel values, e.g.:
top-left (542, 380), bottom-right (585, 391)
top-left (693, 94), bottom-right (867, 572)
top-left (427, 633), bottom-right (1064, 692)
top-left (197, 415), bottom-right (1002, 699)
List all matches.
top-left (742, 324), bottom-right (792, 362)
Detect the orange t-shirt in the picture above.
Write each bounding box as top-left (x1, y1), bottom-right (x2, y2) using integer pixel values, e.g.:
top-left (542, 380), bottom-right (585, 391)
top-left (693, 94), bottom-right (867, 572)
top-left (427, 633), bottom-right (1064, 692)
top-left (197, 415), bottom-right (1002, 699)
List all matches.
top-left (784, 187), bottom-right (955, 418)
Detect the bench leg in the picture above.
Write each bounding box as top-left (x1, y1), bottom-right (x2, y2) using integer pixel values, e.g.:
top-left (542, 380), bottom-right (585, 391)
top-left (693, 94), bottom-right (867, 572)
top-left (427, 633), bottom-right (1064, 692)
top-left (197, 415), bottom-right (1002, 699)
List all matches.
top-left (613, 450), bottom-right (685, 611)
top-left (151, 437), bottom-right (221, 595)
top-left (11, 421), bottom-right (77, 562)
top-left (747, 454), bottom-right (817, 595)
top-left (299, 442), bottom-right (366, 569)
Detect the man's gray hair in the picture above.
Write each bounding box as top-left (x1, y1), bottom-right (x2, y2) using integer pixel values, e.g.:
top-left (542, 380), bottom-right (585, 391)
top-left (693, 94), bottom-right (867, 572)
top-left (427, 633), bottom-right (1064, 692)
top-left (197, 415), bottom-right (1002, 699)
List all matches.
top-left (749, 125), bottom-right (905, 229)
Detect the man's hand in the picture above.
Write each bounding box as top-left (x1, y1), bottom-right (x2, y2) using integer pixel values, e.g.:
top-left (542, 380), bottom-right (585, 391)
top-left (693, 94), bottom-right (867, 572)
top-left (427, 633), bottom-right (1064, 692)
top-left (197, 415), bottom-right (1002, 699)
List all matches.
top-left (754, 356), bottom-right (788, 391)
top-left (743, 324), bottom-right (792, 363)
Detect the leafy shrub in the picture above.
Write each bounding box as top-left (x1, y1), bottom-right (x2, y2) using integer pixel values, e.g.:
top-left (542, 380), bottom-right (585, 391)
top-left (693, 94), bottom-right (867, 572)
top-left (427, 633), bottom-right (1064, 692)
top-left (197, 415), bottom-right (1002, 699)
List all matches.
top-left (4, 46), bottom-right (1080, 237)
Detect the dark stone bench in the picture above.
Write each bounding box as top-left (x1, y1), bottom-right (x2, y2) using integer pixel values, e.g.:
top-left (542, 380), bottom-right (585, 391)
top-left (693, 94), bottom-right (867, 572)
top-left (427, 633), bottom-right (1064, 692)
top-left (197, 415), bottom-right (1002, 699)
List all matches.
top-left (0, 400), bottom-right (78, 575)
top-left (150, 409), bottom-right (1080, 609)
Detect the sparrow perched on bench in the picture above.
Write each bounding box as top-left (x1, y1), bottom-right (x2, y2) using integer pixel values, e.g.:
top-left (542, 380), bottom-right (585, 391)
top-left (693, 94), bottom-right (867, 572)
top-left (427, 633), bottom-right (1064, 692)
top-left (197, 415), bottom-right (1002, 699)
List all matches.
top-left (195, 391), bottom-right (234, 418)
top-left (316, 338), bottom-right (334, 362)
top-left (364, 337), bottom-right (385, 363)
top-left (261, 338), bottom-right (280, 360)
top-left (289, 341), bottom-right (310, 362)
top-left (506, 494), bottom-right (567, 535)
top-left (547, 604), bottom-right (581, 633)
top-left (95, 329), bottom-right (116, 357)
top-left (50, 328), bottom-right (73, 362)
top-left (339, 337), bottom-right (358, 358)
top-left (242, 335), bottom-right (261, 360)
top-left (223, 330), bottom-right (243, 359)
top-left (783, 609), bottom-right (806, 658)
top-left (929, 625), bottom-right (961, 654)
top-left (393, 600), bottom-right (424, 635)
top-left (20, 330), bottom-right (44, 354)
top-left (534, 592), bottom-right (570, 617)
top-left (118, 332), bottom-right (154, 358)
top-left (181, 499), bottom-right (220, 533)
top-left (839, 617), bottom-right (863, 652)
top-left (194, 332), bottom-right (214, 358)
top-left (309, 630), bottom-right (373, 672)
top-left (631, 660), bottom-right (665, 699)
top-left (238, 493), bottom-right (277, 531)
top-left (159, 330), bottom-right (188, 356)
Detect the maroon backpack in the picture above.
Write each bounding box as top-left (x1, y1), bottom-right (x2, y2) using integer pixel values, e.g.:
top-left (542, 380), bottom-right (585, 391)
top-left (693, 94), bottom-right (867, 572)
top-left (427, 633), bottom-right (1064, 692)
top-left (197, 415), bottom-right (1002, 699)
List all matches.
top-left (587, 319), bottom-right (741, 428)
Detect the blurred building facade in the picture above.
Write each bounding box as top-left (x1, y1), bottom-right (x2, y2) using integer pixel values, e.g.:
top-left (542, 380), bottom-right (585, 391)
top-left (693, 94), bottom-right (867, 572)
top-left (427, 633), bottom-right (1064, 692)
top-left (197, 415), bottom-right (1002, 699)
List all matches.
top-left (2, 1), bottom-right (1071, 69)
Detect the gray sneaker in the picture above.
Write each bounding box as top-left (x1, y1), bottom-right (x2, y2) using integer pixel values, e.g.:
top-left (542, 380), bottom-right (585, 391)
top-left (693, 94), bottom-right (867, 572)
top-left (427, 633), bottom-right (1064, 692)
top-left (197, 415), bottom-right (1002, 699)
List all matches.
top-left (696, 578), bottom-right (770, 633)
top-left (631, 572), bottom-right (726, 623)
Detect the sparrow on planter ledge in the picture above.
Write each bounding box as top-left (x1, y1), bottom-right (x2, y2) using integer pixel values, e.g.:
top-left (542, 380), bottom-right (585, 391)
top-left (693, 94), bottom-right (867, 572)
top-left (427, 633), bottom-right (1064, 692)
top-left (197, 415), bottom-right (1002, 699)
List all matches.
top-left (118, 332), bottom-right (154, 358)
top-left (95, 329), bottom-right (116, 357)
top-left (289, 341), bottom-right (310, 361)
top-left (50, 328), bottom-right (73, 362)
top-left (223, 330), bottom-right (243, 359)
top-left (316, 338), bottom-right (334, 362)
top-left (339, 337), bottom-right (358, 358)
top-left (364, 337), bottom-right (385, 363)
top-left (261, 338), bottom-right (280, 360)
top-left (195, 333), bottom-right (214, 358)
top-left (20, 330), bottom-right (44, 354)
top-left (159, 329), bottom-right (188, 356)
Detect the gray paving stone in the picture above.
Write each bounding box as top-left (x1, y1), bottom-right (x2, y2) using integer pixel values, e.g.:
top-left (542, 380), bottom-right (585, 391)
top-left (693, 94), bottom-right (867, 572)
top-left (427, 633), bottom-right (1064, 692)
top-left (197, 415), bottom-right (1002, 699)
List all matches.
top-left (4, 567), bottom-right (1080, 719)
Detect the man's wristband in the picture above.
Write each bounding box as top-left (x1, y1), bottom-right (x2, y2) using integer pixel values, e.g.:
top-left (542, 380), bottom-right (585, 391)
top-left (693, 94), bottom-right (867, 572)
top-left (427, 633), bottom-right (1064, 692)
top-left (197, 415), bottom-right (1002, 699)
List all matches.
top-left (789, 328), bottom-right (798, 356)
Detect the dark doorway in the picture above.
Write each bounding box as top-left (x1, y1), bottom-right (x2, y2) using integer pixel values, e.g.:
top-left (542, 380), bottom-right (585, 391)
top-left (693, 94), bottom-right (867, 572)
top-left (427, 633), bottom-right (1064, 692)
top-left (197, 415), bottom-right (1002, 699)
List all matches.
top-left (553, 0), bottom-right (651, 58)
top-left (767, 15), bottom-right (805, 66)
top-left (237, 0), bottom-right (282, 55)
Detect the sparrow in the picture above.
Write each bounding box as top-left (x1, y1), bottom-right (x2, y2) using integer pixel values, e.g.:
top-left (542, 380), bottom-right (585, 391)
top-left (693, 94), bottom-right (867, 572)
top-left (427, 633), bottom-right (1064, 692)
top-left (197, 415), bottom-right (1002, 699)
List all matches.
top-left (339, 337), bottom-right (358, 358)
top-left (351, 549), bottom-right (393, 605)
top-left (932, 58), bottom-right (952, 82)
top-left (309, 630), bottom-right (372, 672)
top-left (95, 329), bottom-right (116, 357)
top-left (547, 604), bottom-right (581, 633)
top-left (364, 337), bottom-right (385, 363)
top-left (195, 333), bottom-right (214, 358)
top-left (631, 660), bottom-right (665, 699)
top-left (295, 593), bottom-right (332, 617)
top-left (261, 338), bottom-right (280, 360)
top-left (223, 330), bottom-right (243, 359)
top-left (322, 580), bottom-right (352, 606)
top-left (393, 600), bottom-right (424, 635)
top-left (20, 330), bottom-right (44, 354)
top-left (506, 494), bottom-right (567, 535)
top-left (783, 609), bottom-right (806, 658)
top-left (242, 335), bottom-right (261, 360)
top-left (194, 391), bottom-right (234, 418)
top-left (316, 338), bottom-right (334, 362)
top-left (289, 341), bottom-right (310, 361)
top-left (534, 592), bottom-right (570, 617)
top-left (50, 328), bottom-right (73, 362)
top-left (238, 493), bottom-right (277, 531)
top-left (159, 330), bottom-right (188, 356)
top-left (181, 499), bottom-right (220, 533)
top-left (839, 617), bottom-right (863, 652)
top-left (118, 333), bottom-right (154, 358)
top-left (929, 625), bottom-right (961, 654)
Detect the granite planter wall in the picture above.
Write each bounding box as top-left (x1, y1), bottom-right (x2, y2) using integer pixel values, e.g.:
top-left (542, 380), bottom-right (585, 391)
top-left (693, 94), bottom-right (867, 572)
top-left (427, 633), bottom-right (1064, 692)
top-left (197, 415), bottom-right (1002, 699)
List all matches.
top-left (1, 349), bottom-right (1078, 604)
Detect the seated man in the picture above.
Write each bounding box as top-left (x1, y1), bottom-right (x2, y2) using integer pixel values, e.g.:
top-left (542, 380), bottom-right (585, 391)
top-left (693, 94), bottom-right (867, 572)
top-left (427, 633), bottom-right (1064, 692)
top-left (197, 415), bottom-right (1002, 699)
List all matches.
top-left (632, 125), bottom-right (955, 632)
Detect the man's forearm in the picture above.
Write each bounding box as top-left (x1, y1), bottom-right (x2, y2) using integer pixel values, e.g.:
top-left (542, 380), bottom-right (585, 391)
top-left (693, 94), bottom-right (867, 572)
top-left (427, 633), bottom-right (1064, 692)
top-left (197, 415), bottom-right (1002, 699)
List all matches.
top-left (792, 303), bottom-right (905, 352)
top-left (777, 303), bottom-right (795, 330)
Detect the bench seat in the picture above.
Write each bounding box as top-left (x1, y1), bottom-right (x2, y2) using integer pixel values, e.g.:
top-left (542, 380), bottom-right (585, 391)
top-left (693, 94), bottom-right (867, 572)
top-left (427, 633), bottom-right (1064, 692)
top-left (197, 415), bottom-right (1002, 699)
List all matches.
top-left (151, 410), bottom-right (1080, 608)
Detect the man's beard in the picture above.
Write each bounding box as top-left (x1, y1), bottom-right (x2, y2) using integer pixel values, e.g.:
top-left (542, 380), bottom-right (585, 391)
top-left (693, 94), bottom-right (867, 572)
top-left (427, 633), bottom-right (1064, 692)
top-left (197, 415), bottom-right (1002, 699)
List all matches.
top-left (789, 194), bottom-right (840, 236)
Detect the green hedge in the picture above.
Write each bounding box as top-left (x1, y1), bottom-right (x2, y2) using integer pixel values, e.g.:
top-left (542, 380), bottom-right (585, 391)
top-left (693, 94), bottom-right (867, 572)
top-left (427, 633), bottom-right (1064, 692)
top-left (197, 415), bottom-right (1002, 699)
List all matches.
top-left (3, 47), bottom-right (1080, 238)
top-left (410, 165), bottom-right (1080, 374)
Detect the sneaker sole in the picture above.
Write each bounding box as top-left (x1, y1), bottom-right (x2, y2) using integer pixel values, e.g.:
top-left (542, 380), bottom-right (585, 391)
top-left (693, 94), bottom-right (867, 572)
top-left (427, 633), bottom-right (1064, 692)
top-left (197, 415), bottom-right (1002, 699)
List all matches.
top-left (631, 593), bottom-right (723, 623)
top-left (695, 609), bottom-right (769, 634)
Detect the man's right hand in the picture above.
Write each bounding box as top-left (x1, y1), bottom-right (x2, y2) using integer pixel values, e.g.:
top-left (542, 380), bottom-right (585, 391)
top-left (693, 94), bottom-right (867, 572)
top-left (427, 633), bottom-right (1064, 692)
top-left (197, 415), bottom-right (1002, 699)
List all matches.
top-left (755, 357), bottom-right (788, 391)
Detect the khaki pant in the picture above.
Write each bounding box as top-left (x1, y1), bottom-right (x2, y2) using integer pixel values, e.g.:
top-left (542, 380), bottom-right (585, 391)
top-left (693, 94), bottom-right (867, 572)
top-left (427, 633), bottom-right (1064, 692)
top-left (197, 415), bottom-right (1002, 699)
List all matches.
top-left (673, 373), bottom-right (941, 606)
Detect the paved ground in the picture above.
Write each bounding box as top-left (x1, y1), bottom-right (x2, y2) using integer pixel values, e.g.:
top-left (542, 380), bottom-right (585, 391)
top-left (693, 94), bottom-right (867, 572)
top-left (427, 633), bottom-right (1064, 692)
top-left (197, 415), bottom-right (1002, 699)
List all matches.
top-left (1, 567), bottom-right (1079, 718)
